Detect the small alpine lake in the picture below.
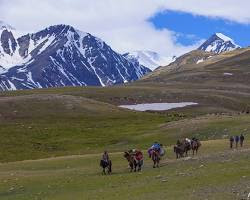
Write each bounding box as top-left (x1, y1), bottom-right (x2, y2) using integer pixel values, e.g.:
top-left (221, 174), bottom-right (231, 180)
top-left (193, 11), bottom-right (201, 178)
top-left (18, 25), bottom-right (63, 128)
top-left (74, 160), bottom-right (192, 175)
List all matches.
top-left (119, 102), bottom-right (198, 111)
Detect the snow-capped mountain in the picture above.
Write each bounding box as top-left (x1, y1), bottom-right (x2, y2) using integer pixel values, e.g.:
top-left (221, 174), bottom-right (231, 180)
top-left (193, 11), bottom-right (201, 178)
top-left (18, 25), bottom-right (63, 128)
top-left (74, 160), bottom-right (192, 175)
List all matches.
top-left (198, 33), bottom-right (240, 54)
top-left (0, 23), bottom-right (151, 90)
top-left (123, 51), bottom-right (175, 71)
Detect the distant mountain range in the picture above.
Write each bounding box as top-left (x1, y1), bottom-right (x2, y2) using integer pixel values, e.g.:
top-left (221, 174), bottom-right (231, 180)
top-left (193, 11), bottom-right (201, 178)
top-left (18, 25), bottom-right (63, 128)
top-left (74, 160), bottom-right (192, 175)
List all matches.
top-left (125, 33), bottom-right (240, 71)
top-left (0, 22), bottom-right (151, 90)
top-left (0, 21), bottom-right (244, 91)
top-left (123, 51), bottom-right (176, 71)
top-left (198, 33), bottom-right (240, 54)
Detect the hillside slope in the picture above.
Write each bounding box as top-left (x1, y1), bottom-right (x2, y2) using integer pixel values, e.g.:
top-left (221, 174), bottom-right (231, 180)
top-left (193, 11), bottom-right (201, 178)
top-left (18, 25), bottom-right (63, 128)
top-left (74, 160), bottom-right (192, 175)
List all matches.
top-left (136, 48), bottom-right (250, 113)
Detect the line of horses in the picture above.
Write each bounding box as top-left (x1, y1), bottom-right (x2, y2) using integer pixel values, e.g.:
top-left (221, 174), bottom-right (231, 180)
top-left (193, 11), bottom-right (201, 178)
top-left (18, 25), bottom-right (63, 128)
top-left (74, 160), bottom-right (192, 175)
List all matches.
top-left (100, 138), bottom-right (201, 175)
top-left (174, 138), bottom-right (201, 158)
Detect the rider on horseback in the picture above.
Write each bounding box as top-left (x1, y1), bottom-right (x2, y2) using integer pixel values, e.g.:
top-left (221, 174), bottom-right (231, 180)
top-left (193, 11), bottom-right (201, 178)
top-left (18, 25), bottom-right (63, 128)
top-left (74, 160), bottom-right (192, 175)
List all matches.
top-left (135, 150), bottom-right (143, 161)
top-left (148, 142), bottom-right (161, 158)
top-left (102, 150), bottom-right (110, 164)
top-left (128, 149), bottom-right (143, 160)
top-left (152, 142), bottom-right (161, 151)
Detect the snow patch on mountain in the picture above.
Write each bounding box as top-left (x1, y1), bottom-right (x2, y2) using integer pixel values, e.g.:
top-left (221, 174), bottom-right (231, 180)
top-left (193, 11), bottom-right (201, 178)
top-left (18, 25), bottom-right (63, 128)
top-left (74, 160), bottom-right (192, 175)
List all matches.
top-left (215, 33), bottom-right (233, 42)
top-left (196, 58), bottom-right (204, 64)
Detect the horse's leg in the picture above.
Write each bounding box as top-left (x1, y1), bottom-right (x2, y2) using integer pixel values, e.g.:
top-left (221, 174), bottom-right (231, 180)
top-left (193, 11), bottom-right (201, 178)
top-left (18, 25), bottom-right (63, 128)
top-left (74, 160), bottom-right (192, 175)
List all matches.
top-left (134, 161), bottom-right (137, 172)
top-left (108, 163), bottom-right (111, 174)
top-left (130, 162), bottom-right (133, 172)
top-left (153, 157), bottom-right (156, 168)
top-left (138, 163), bottom-right (141, 171)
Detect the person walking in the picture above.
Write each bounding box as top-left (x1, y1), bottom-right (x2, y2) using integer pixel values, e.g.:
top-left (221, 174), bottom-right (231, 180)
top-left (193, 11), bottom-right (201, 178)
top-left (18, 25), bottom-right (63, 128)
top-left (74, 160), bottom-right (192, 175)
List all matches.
top-left (240, 134), bottom-right (245, 147)
top-left (229, 136), bottom-right (234, 149)
top-left (235, 135), bottom-right (240, 148)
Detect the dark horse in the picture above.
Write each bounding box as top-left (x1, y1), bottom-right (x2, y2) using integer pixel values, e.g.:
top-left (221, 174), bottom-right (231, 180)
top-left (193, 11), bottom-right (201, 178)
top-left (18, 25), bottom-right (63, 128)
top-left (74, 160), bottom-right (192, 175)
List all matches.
top-left (149, 149), bottom-right (160, 168)
top-left (191, 139), bottom-right (201, 155)
top-left (100, 160), bottom-right (112, 175)
top-left (124, 151), bottom-right (143, 172)
top-left (174, 144), bottom-right (185, 159)
top-left (174, 140), bottom-right (191, 159)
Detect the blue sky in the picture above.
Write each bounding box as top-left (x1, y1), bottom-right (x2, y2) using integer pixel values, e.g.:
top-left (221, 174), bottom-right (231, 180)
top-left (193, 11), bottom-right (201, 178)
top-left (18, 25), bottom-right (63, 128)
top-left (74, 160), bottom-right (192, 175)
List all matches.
top-left (2, 1), bottom-right (250, 56)
top-left (150, 10), bottom-right (250, 47)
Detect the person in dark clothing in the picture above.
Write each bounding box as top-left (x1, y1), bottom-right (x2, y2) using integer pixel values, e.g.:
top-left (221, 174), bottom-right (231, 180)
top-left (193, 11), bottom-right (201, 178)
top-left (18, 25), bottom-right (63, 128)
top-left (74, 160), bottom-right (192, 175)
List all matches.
top-left (235, 135), bottom-right (240, 148)
top-left (240, 134), bottom-right (245, 147)
top-left (229, 136), bottom-right (234, 149)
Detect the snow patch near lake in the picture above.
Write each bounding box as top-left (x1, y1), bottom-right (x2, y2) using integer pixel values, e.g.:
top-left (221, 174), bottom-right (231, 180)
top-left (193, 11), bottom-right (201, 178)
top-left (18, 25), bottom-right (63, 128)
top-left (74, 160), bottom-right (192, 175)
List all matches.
top-left (119, 102), bottom-right (198, 111)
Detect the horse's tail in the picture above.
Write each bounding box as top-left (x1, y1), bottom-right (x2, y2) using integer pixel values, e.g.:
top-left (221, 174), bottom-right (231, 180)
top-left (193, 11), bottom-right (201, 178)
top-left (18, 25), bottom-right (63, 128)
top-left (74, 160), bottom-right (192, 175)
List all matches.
top-left (174, 145), bottom-right (177, 153)
top-left (100, 160), bottom-right (104, 167)
top-left (109, 160), bottom-right (112, 173)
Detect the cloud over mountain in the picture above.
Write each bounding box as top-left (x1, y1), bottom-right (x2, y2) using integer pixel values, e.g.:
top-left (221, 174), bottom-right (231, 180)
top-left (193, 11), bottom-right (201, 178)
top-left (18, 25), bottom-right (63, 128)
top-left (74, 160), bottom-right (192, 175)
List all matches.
top-left (0, 0), bottom-right (249, 58)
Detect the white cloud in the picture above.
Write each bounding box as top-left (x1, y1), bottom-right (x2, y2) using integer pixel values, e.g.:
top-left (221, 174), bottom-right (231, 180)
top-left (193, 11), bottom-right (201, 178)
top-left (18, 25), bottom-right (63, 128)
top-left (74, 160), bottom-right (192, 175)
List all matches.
top-left (159, 0), bottom-right (250, 25)
top-left (0, 0), bottom-right (249, 57)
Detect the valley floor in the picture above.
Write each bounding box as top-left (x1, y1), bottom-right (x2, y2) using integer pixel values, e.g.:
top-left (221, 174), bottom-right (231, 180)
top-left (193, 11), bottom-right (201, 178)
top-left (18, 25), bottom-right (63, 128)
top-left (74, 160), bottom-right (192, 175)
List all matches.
top-left (0, 87), bottom-right (249, 199)
top-left (0, 139), bottom-right (249, 200)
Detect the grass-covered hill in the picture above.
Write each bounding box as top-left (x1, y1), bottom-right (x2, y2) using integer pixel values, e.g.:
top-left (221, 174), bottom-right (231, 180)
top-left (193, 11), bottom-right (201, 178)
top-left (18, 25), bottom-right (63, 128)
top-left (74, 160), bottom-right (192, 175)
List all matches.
top-left (1, 47), bottom-right (250, 162)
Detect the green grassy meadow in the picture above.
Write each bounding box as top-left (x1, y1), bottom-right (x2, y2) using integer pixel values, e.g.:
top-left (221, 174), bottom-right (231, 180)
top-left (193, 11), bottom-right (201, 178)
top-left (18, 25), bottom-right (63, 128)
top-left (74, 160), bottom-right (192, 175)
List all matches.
top-left (0, 86), bottom-right (250, 199)
top-left (0, 90), bottom-right (250, 162)
top-left (0, 140), bottom-right (249, 200)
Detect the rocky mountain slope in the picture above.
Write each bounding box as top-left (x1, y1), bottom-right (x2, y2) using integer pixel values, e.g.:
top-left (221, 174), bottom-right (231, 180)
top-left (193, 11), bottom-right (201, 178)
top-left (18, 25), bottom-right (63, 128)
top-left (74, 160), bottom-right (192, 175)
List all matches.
top-left (0, 23), bottom-right (150, 90)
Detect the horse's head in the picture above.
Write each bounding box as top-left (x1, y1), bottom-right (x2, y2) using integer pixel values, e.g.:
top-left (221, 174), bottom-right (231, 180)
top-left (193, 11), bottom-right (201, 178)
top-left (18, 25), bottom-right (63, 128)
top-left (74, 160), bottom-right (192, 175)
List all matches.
top-left (124, 152), bottom-right (130, 159)
top-left (124, 152), bottom-right (134, 163)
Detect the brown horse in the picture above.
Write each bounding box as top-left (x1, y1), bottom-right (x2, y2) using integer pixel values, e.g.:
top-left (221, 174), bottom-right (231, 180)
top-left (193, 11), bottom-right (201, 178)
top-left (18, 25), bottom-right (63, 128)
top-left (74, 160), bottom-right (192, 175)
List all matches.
top-left (100, 160), bottom-right (112, 175)
top-left (191, 140), bottom-right (201, 155)
top-left (151, 149), bottom-right (160, 168)
top-left (124, 151), bottom-right (143, 172)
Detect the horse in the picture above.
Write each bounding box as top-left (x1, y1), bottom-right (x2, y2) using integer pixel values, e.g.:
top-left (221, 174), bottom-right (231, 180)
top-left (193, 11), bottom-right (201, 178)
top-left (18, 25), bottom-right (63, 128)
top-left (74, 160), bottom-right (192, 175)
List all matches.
top-left (174, 140), bottom-right (191, 159)
top-left (151, 149), bottom-right (161, 168)
top-left (191, 139), bottom-right (201, 155)
top-left (124, 151), bottom-right (143, 172)
top-left (183, 140), bottom-right (192, 157)
top-left (174, 144), bottom-right (185, 159)
top-left (100, 159), bottom-right (112, 175)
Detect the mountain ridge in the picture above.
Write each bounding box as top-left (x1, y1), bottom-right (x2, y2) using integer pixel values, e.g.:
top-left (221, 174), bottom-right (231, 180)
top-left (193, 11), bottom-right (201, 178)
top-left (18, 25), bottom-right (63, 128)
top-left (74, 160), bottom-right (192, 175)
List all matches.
top-left (0, 23), bottom-right (151, 90)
